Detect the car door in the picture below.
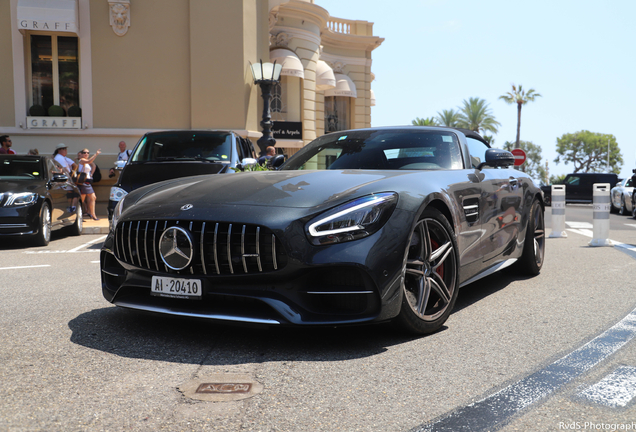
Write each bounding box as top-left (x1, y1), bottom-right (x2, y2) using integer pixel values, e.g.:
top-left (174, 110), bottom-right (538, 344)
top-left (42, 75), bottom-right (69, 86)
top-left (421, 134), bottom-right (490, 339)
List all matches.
top-left (464, 138), bottom-right (523, 264)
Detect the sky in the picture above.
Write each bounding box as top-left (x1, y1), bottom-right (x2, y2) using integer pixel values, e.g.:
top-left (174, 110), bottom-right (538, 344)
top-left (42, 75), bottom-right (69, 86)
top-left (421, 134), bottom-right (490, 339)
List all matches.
top-left (315, 0), bottom-right (636, 180)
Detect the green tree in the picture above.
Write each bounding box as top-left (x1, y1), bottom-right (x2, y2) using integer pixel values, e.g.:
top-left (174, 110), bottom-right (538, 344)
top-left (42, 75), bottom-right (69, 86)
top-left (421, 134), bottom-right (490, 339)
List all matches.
top-left (411, 117), bottom-right (439, 126)
top-left (549, 174), bottom-right (567, 185)
top-left (456, 97), bottom-right (501, 134)
top-left (499, 84), bottom-right (541, 149)
top-left (436, 109), bottom-right (460, 127)
top-left (554, 130), bottom-right (623, 173)
top-left (502, 140), bottom-right (545, 182)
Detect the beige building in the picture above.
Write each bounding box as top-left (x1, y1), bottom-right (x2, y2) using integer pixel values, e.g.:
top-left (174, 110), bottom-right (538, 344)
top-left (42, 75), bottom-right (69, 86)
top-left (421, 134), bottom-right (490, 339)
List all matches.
top-left (0, 0), bottom-right (383, 179)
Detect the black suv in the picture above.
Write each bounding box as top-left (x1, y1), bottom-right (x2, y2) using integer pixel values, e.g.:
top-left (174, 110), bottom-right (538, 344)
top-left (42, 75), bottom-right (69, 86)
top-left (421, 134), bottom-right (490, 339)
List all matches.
top-left (541, 172), bottom-right (619, 205)
top-left (108, 130), bottom-right (257, 220)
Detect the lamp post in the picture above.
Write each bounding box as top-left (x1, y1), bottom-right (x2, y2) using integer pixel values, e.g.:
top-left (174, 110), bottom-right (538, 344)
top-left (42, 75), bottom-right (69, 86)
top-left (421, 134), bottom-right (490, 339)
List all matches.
top-left (250, 60), bottom-right (282, 156)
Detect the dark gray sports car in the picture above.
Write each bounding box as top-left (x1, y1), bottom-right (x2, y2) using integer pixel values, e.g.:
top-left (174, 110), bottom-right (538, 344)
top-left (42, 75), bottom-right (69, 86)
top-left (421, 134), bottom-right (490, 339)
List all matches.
top-left (100, 127), bottom-right (545, 334)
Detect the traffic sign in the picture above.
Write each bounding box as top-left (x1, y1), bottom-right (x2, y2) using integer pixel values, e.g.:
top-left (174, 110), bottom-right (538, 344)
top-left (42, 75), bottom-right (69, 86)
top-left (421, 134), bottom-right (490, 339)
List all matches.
top-left (511, 148), bottom-right (526, 166)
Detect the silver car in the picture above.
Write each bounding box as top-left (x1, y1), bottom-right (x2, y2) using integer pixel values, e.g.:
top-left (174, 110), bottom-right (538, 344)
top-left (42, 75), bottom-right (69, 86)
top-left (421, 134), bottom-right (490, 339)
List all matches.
top-left (610, 178), bottom-right (633, 215)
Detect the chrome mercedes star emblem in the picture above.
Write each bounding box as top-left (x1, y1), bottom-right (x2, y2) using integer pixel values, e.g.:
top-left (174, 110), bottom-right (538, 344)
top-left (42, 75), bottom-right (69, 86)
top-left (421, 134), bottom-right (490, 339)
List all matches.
top-left (159, 226), bottom-right (194, 270)
top-left (180, 204), bottom-right (194, 211)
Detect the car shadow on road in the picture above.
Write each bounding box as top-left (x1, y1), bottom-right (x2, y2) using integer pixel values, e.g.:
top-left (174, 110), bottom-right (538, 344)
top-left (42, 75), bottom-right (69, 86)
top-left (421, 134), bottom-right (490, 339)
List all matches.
top-left (69, 270), bottom-right (530, 366)
top-left (68, 306), bottom-right (426, 365)
top-left (0, 230), bottom-right (67, 250)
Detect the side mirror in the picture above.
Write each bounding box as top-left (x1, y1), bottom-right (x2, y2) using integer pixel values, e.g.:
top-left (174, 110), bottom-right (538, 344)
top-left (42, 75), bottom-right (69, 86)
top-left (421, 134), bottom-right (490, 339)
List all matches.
top-left (114, 160), bottom-right (127, 170)
top-left (477, 149), bottom-right (515, 170)
top-left (270, 154), bottom-right (286, 169)
top-left (52, 173), bottom-right (68, 182)
top-left (236, 158), bottom-right (258, 171)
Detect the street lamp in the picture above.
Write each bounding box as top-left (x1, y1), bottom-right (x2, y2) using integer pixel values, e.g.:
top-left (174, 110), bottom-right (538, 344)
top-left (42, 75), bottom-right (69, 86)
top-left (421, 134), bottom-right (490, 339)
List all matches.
top-left (250, 60), bottom-right (283, 156)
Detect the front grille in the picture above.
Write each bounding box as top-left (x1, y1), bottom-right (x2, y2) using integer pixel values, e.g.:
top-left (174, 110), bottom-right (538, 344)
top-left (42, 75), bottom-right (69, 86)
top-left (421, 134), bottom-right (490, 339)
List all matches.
top-left (114, 220), bottom-right (287, 275)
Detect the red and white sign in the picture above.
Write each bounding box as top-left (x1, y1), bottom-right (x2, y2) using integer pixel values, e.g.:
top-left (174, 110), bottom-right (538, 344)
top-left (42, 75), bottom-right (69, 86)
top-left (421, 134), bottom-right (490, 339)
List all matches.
top-left (511, 148), bottom-right (526, 166)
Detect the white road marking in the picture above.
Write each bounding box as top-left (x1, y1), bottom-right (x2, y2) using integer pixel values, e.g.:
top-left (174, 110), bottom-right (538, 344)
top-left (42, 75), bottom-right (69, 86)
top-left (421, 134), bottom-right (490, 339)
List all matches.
top-left (24, 250), bottom-right (100, 254)
top-left (567, 228), bottom-right (594, 237)
top-left (0, 265), bottom-right (51, 271)
top-left (91, 261), bottom-right (100, 264)
top-left (625, 224), bottom-right (636, 229)
top-left (67, 235), bottom-right (107, 252)
top-left (566, 222), bottom-right (593, 229)
top-left (578, 366), bottom-right (636, 408)
top-left (23, 234), bottom-right (107, 254)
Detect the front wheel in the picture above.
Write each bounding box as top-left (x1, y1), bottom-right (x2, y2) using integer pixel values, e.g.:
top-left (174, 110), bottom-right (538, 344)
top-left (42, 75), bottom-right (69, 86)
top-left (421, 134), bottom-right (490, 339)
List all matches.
top-left (515, 198), bottom-right (545, 275)
top-left (395, 208), bottom-right (459, 335)
top-left (68, 203), bottom-right (83, 236)
top-left (34, 203), bottom-right (51, 246)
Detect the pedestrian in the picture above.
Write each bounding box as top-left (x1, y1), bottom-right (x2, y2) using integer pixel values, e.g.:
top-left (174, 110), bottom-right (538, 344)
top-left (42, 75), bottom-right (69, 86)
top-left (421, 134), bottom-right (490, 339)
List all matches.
top-left (53, 143), bottom-right (79, 213)
top-left (109, 140), bottom-right (132, 177)
top-left (258, 146), bottom-right (276, 165)
top-left (0, 135), bottom-right (16, 154)
top-left (75, 148), bottom-right (102, 220)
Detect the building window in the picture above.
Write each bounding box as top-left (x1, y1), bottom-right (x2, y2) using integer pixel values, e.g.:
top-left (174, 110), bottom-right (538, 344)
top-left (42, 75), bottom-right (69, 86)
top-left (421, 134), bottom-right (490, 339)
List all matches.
top-left (272, 81), bottom-right (283, 114)
top-left (29, 34), bottom-right (79, 114)
top-left (324, 96), bottom-right (350, 133)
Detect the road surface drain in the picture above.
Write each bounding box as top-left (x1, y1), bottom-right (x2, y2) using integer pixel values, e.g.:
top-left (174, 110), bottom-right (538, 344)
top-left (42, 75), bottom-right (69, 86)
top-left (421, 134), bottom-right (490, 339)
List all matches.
top-left (180, 373), bottom-right (263, 402)
top-left (196, 383), bottom-right (252, 394)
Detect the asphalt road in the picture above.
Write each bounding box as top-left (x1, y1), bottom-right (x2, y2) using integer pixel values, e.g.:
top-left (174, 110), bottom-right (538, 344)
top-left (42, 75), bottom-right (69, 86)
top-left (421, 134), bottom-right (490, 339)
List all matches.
top-left (1, 205), bottom-right (635, 432)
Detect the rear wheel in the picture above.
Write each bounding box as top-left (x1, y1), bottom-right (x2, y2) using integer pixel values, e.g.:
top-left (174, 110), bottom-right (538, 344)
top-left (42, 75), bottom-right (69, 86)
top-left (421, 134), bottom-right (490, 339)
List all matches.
top-left (395, 208), bottom-right (459, 335)
top-left (515, 198), bottom-right (545, 275)
top-left (620, 196), bottom-right (627, 215)
top-left (68, 204), bottom-right (83, 236)
top-left (34, 203), bottom-right (51, 246)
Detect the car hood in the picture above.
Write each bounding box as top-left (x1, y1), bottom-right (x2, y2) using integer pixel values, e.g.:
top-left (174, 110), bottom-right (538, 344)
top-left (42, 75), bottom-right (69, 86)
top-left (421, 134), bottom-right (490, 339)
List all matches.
top-left (0, 179), bottom-right (43, 194)
top-left (118, 161), bottom-right (230, 192)
top-left (122, 170), bottom-right (431, 221)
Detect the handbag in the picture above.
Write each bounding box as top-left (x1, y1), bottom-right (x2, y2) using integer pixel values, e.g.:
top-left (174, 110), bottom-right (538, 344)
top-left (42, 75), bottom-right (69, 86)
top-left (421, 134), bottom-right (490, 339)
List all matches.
top-left (73, 170), bottom-right (87, 185)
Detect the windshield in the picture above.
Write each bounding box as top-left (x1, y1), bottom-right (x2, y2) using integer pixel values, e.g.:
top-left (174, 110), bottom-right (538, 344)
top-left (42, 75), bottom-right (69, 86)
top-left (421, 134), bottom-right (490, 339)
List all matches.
top-left (130, 132), bottom-right (233, 163)
top-left (0, 157), bottom-right (44, 180)
top-left (282, 129), bottom-right (464, 171)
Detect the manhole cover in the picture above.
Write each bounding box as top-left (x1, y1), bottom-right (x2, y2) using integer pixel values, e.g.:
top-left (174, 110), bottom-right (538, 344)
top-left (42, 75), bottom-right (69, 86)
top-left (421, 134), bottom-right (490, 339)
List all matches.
top-left (180, 373), bottom-right (263, 402)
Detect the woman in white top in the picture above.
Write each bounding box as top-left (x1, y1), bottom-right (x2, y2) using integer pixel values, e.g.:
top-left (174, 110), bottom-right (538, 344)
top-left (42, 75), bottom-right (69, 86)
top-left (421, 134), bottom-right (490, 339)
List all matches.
top-left (76, 148), bottom-right (101, 220)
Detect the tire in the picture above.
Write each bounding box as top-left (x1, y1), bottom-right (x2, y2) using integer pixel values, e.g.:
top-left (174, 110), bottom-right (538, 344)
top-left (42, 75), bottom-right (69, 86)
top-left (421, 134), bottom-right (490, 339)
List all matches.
top-left (543, 194), bottom-right (551, 206)
top-left (395, 207), bottom-right (459, 335)
top-left (619, 196), bottom-right (627, 216)
top-left (34, 203), bottom-right (51, 246)
top-left (632, 199), bottom-right (636, 219)
top-left (515, 198), bottom-right (545, 275)
top-left (68, 204), bottom-right (83, 236)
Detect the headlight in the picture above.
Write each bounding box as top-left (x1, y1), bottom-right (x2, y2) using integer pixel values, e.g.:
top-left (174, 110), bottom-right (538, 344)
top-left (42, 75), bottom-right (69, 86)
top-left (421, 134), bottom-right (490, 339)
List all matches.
top-left (5, 192), bottom-right (38, 206)
top-left (306, 193), bottom-right (398, 245)
top-left (109, 186), bottom-right (128, 202)
top-left (111, 196), bottom-right (126, 230)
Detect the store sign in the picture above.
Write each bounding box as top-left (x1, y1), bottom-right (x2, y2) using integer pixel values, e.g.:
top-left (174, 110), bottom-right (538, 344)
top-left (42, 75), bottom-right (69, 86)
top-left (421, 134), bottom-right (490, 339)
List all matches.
top-left (27, 117), bottom-right (82, 129)
top-left (18, 20), bottom-right (76, 32)
top-left (272, 122), bottom-right (302, 140)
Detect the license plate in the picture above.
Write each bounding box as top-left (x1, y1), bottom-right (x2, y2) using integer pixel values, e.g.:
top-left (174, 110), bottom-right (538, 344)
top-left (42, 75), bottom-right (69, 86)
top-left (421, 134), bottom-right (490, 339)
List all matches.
top-left (151, 276), bottom-right (202, 299)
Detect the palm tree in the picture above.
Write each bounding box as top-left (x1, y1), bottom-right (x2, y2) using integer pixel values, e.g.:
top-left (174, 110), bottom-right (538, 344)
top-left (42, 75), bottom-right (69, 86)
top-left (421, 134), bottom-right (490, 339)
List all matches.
top-left (411, 117), bottom-right (439, 126)
top-left (436, 109), bottom-right (460, 127)
top-left (456, 97), bottom-right (500, 134)
top-left (499, 84), bottom-right (541, 149)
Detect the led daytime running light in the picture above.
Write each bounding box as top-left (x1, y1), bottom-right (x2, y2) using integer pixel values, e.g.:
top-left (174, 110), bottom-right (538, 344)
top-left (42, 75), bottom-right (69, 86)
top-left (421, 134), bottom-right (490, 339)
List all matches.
top-left (308, 195), bottom-right (390, 237)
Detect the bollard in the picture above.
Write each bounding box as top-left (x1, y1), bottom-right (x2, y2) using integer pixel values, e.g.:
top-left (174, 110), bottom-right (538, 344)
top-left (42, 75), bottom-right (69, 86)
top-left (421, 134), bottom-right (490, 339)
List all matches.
top-left (549, 185), bottom-right (567, 238)
top-left (589, 183), bottom-right (613, 247)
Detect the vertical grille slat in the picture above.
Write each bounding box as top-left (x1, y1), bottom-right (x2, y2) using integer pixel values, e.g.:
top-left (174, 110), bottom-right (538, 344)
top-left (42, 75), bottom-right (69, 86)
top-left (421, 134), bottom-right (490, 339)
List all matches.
top-left (114, 220), bottom-right (286, 276)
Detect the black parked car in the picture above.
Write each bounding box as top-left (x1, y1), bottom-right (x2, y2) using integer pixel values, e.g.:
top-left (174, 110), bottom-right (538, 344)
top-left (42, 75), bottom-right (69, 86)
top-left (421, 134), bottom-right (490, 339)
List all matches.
top-left (101, 127), bottom-right (545, 335)
top-left (541, 172), bottom-right (619, 205)
top-left (0, 155), bottom-right (82, 246)
top-left (108, 130), bottom-right (257, 221)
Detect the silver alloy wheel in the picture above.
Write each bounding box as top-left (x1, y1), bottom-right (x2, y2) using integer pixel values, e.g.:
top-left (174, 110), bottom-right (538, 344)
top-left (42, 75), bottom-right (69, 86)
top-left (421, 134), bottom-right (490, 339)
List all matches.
top-left (41, 205), bottom-right (51, 243)
top-left (403, 217), bottom-right (457, 322)
top-left (620, 196), bottom-right (627, 215)
top-left (75, 205), bottom-right (83, 234)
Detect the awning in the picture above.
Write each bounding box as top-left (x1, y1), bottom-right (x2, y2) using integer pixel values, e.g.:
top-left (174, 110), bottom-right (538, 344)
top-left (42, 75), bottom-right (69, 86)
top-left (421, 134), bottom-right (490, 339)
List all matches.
top-left (269, 49), bottom-right (304, 79)
top-left (370, 89), bottom-right (376, 106)
top-left (315, 60), bottom-right (336, 91)
top-left (17, 0), bottom-right (79, 33)
top-left (324, 73), bottom-right (357, 98)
